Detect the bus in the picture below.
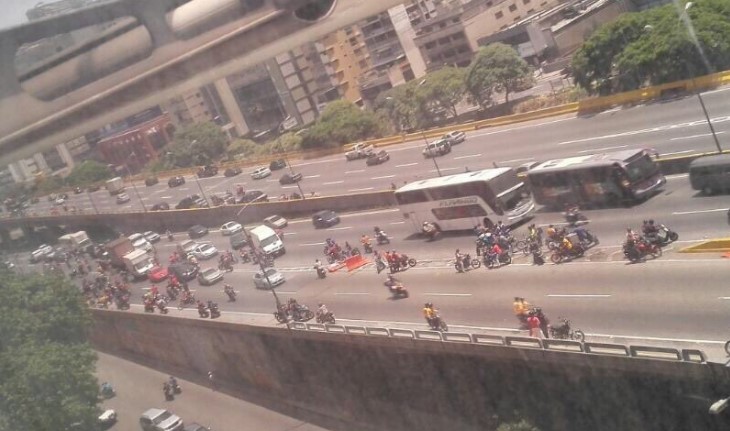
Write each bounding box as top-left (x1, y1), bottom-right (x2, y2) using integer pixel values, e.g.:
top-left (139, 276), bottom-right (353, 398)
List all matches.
top-left (526, 149), bottom-right (665, 209)
top-left (688, 153), bottom-right (730, 195)
top-left (394, 168), bottom-right (535, 233)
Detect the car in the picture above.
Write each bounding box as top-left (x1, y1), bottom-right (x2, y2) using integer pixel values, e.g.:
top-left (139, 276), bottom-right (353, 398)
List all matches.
top-left (253, 267), bottom-right (285, 289)
top-left (251, 166), bottom-right (272, 179)
top-left (198, 267), bottom-right (224, 285)
top-left (229, 232), bottom-right (248, 250)
top-left (197, 165), bottom-right (218, 178)
top-left (237, 190), bottom-right (268, 204)
top-left (422, 139), bottom-right (451, 158)
top-left (30, 244), bottom-right (54, 262)
top-left (176, 197), bottom-right (194, 210)
top-left (54, 196), bottom-right (66, 206)
top-left (151, 202), bottom-right (170, 211)
top-left (139, 408), bottom-right (184, 431)
top-left (279, 172), bottom-right (303, 185)
top-left (143, 231), bottom-right (161, 243)
top-left (148, 266), bottom-right (169, 283)
top-left (191, 243), bottom-right (218, 260)
top-left (87, 184), bottom-right (101, 192)
top-left (129, 233), bottom-right (153, 252)
top-left (168, 262), bottom-right (199, 281)
top-left (224, 167), bottom-right (242, 177)
top-left (312, 210), bottom-right (340, 228)
top-left (220, 221), bottom-right (243, 236)
top-left (365, 150), bottom-right (390, 166)
top-left (168, 176), bottom-right (186, 187)
top-left (98, 409), bottom-right (117, 427)
top-left (178, 239), bottom-right (199, 255)
top-left (263, 214), bottom-right (288, 229)
top-left (116, 192), bottom-right (131, 204)
top-left (44, 249), bottom-right (69, 263)
top-left (442, 131), bottom-right (466, 145)
top-left (184, 423), bottom-right (213, 431)
top-left (188, 224), bottom-right (209, 239)
top-left (145, 176), bottom-right (159, 186)
top-left (269, 159), bottom-right (287, 170)
top-left (192, 196), bottom-right (209, 208)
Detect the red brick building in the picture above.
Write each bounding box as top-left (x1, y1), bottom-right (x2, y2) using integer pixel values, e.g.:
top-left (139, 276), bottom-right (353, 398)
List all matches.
top-left (97, 114), bottom-right (174, 170)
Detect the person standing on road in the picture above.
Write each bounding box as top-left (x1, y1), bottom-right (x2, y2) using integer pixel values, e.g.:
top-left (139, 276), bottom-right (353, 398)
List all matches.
top-left (527, 311), bottom-right (542, 338)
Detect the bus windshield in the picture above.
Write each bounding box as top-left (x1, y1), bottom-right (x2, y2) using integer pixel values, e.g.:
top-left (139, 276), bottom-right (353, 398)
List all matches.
top-left (624, 153), bottom-right (658, 183)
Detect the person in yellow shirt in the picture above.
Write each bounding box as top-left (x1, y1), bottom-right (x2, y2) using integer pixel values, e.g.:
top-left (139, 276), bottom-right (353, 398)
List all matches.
top-left (561, 236), bottom-right (573, 252)
top-left (513, 297), bottom-right (531, 324)
top-left (423, 302), bottom-right (435, 327)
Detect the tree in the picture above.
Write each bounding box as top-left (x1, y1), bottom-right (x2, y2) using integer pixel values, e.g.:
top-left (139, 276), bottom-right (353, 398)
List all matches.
top-left (268, 132), bottom-right (303, 154)
top-left (302, 100), bottom-right (384, 148)
top-left (0, 270), bottom-right (99, 431)
top-left (572, 0), bottom-right (730, 95)
top-left (168, 122), bottom-right (228, 167)
top-left (375, 82), bottom-right (421, 132)
top-left (469, 43), bottom-right (533, 105)
top-left (419, 67), bottom-right (466, 120)
top-left (226, 139), bottom-right (259, 160)
top-left (65, 160), bottom-right (111, 186)
top-left (35, 175), bottom-right (64, 195)
top-left (465, 56), bottom-right (497, 111)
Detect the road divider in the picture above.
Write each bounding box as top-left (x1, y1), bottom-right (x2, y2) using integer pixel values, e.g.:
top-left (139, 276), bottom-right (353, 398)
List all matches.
top-left (345, 254), bottom-right (368, 272)
top-left (679, 238), bottom-right (730, 253)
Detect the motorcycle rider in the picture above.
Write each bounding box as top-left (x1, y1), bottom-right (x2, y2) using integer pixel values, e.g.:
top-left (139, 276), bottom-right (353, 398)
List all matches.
top-left (513, 297), bottom-right (531, 324)
top-left (223, 284), bottom-right (236, 301)
top-left (373, 250), bottom-right (386, 274)
top-left (423, 302), bottom-right (435, 328)
top-left (165, 229), bottom-right (173, 241)
top-left (316, 303), bottom-right (329, 320)
top-left (360, 234), bottom-right (372, 253)
top-left (314, 259), bottom-right (326, 278)
top-left (560, 236), bottom-right (573, 254)
top-left (494, 220), bottom-right (507, 237)
top-left (643, 219), bottom-right (659, 242)
top-left (455, 249), bottom-right (465, 271)
top-left (422, 221), bottom-right (437, 239)
top-left (374, 226), bottom-right (388, 243)
top-left (197, 300), bottom-right (208, 317)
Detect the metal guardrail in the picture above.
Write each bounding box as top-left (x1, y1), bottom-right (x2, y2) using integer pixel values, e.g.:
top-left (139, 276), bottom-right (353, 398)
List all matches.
top-left (286, 323), bottom-right (708, 363)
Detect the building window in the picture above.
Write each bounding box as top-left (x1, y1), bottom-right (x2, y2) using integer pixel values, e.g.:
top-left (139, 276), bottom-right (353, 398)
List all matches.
top-left (451, 32), bottom-right (465, 40)
top-left (438, 37), bottom-right (451, 45)
top-left (349, 37), bottom-right (358, 46)
top-left (359, 59), bottom-right (368, 68)
top-left (495, 11), bottom-right (503, 19)
top-left (425, 41), bottom-right (437, 49)
top-left (514, 15), bottom-right (522, 21)
top-left (451, 17), bottom-right (460, 24)
top-left (508, 4), bottom-right (517, 12)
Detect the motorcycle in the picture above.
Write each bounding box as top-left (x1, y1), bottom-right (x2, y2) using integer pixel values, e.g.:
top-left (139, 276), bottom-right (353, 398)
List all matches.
top-left (549, 318), bottom-right (585, 342)
top-left (422, 224), bottom-right (439, 241)
top-left (198, 305), bottom-right (210, 318)
top-left (623, 239), bottom-right (662, 263)
top-left (274, 304), bottom-right (289, 323)
top-left (144, 301), bottom-right (155, 313)
top-left (167, 232), bottom-right (174, 242)
top-left (316, 310), bottom-right (336, 324)
top-left (290, 305), bottom-right (314, 322)
top-left (156, 301), bottom-right (169, 314)
top-left (455, 253), bottom-right (481, 272)
top-left (315, 265), bottom-right (327, 279)
top-left (177, 293), bottom-right (196, 310)
top-left (224, 287), bottom-right (237, 302)
top-left (429, 312), bottom-right (448, 332)
top-left (384, 279), bottom-right (409, 299)
top-left (648, 224), bottom-right (679, 246)
top-left (572, 228), bottom-right (599, 248)
top-left (485, 250), bottom-right (512, 268)
top-left (389, 255), bottom-right (417, 273)
top-left (363, 242), bottom-right (373, 254)
top-left (550, 244), bottom-right (585, 264)
top-left (100, 382), bottom-right (116, 399)
top-left (209, 302), bottom-right (221, 319)
top-left (564, 208), bottom-right (588, 226)
top-left (375, 232), bottom-right (390, 245)
top-left (218, 260), bottom-right (234, 272)
top-left (116, 297), bottom-right (130, 310)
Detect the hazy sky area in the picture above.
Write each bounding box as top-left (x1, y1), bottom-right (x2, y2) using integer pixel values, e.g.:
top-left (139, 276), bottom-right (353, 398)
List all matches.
top-left (0, 0), bottom-right (41, 30)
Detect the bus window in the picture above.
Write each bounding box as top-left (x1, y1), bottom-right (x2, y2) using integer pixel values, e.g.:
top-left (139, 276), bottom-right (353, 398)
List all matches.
top-left (395, 189), bottom-right (429, 205)
top-left (429, 185), bottom-right (459, 200)
top-left (625, 154), bottom-right (657, 182)
top-left (431, 204), bottom-right (487, 220)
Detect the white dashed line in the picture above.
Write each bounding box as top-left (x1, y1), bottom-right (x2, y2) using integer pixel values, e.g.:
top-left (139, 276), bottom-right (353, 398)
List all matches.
top-left (424, 293), bottom-right (473, 297)
top-left (546, 294), bottom-right (611, 298)
top-left (670, 131), bottom-right (725, 141)
top-left (371, 175), bottom-right (396, 180)
top-left (304, 175), bottom-right (321, 178)
top-left (323, 181), bottom-right (345, 185)
top-left (395, 163), bottom-right (419, 168)
top-left (345, 170), bottom-right (365, 174)
top-left (673, 208), bottom-right (729, 215)
top-left (453, 154), bottom-right (482, 160)
top-left (578, 145), bottom-right (627, 153)
top-left (348, 187), bottom-right (374, 192)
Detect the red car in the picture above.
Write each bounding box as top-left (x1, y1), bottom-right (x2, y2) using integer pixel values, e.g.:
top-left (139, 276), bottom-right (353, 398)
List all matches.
top-left (148, 266), bottom-right (169, 283)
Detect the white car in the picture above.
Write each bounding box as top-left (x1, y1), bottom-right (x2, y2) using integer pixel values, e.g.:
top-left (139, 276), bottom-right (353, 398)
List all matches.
top-left (128, 233), bottom-right (153, 252)
top-left (116, 192), bottom-right (131, 204)
top-left (442, 131), bottom-right (466, 145)
top-left (143, 231), bottom-right (161, 243)
top-left (422, 139), bottom-right (451, 158)
top-left (30, 244), bottom-right (54, 262)
top-left (192, 243), bottom-right (218, 260)
top-left (253, 268), bottom-right (285, 289)
top-left (220, 221), bottom-right (243, 236)
top-left (263, 214), bottom-right (288, 229)
top-left (251, 166), bottom-right (272, 179)
top-left (54, 196), bottom-right (66, 206)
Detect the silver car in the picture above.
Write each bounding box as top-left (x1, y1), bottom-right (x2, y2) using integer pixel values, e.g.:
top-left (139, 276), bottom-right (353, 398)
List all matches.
top-left (139, 408), bottom-right (184, 431)
top-left (192, 243), bottom-right (218, 260)
top-left (198, 267), bottom-right (224, 285)
top-left (253, 268), bottom-right (285, 289)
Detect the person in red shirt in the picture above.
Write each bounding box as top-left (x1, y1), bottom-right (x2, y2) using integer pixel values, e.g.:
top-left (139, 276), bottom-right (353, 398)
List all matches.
top-left (527, 311), bottom-right (542, 338)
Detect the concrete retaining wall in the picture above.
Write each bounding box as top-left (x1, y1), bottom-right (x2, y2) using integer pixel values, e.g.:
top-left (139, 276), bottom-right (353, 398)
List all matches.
top-left (89, 310), bottom-right (730, 431)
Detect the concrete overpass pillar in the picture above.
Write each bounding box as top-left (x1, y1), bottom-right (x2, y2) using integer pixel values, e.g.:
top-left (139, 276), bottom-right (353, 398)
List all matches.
top-left (0, 36), bottom-right (22, 99)
top-left (130, 0), bottom-right (176, 47)
top-left (214, 78), bottom-right (250, 137)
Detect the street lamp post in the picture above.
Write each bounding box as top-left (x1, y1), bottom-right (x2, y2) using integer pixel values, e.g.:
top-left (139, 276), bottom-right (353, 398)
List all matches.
top-left (282, 153), bottom-right (306, 199)
top-left (125, 152), bottom-right (147, 212)
top-left (86, 189), bottom-right (99, 215)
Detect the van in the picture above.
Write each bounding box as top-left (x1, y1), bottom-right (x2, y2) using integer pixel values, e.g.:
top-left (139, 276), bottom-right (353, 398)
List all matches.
top-left (249, 225), bottom-right (285, 257)
top-left (689, 154), bottom-right (730, 195)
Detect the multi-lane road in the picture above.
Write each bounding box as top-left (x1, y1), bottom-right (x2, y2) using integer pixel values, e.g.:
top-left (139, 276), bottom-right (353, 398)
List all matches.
top-left (22, 85), bottom-right (730, 216)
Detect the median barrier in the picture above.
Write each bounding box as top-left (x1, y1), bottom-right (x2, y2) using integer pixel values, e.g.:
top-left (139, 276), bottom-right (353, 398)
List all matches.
top-left (306, 323), bottom-right (326, 332)
top-left (388, 328), bottom-right (415, 339)
top-left (442, 332), bottom-right (472, 343)
top-left (289, 322), bottom-right (307, 330)
top-left (365, 327), bottom-right (390, 337)
top-left (629, 345), bottom-right (683, 361)
top-left (345, 254), bottom-right (368, 272)
top-left (472, 334), bottom-right (507, 345)
top-left (414, 330), bottom-right (443, 341)
top-left (325, 324), bottom-right (346, 334)
top-left (679, 238), bottom-right (730, 253)
top-left (584, 342), bottom-right (630, 356)
top-left (345, 325), bottom-right (367, 335)
top-left (543, 339), bottom-right (585, 353)
top-left (505, 336), bottom-right (543, 349)
top-left (682, 349), bottom-right (707, 364)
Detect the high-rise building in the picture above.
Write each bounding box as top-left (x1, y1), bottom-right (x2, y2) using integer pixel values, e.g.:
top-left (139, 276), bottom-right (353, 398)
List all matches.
top-left (319, 26), bottom-right (372, 106)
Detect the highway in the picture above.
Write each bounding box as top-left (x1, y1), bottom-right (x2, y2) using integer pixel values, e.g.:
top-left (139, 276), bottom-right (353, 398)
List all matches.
top-left (23, 86), bottom-right (730, 216)
top-left (95, 351), bottom-right (331, 431)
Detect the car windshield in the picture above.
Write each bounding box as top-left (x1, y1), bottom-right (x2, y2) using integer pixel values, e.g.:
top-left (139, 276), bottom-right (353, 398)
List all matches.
top-left (153, 411), bottom-right (172, 424)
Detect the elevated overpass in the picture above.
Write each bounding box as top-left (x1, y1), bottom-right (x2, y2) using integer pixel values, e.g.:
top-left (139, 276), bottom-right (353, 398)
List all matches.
top-left (0, 0), bottom-right (403, 166)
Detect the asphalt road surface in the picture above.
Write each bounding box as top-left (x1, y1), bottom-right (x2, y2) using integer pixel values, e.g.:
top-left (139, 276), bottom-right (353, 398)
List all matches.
top-left (23, 86), bottom-right (730, 216)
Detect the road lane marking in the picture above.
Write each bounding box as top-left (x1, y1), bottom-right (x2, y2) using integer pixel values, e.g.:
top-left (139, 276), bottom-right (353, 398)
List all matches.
top-left (395, 163), bottom-right (419, 168)
top-left (546, 294), bottom-right (611, 298)
top-left (424, 293), bottom-right (472, 297)
top-left (327, 226), bottom-right (352, 231)
top-left (340, 208), bottom-right (399, 218)
top-left (300, 242), bottom-right (326, 246)
top-left (673, 208), bottom-right (729, 215)
top-left (335, 292), bottom-right (370, 295)
top-left (665, 173), bottom-right (689, 179)
top-left (159, 196), bottom-right (173, 199)
top-left (304, 175), bottom-right (321, 178)
top-left (323, 181), bottom-right (344, 185)
top-left (670, 131), bottom-right (725, 141)
top-left (430, 167), bottom-right (460, 173)
top-left (390, 221), bottom-right (405, 225)
top-left (371, 175), bottom-right (396, 180)
top-left (345, 170), bottom-right (365, 174)
top-left (661, 150), bottom-right (696, 157)
top-left (469, 117), bottom-right (574, 138)
top-left (454, 154), bottom-right (482, 160)
top-left (578, 145), bottom-right (627, 153)
top-left (281, 186), bottom-right (299, 189)
top-left (277, 291), bottom-right (297, 295)
top-left (500, 157), bottom-right (534, 164)
top-left (348, 187), bottom-right (374, 192)
top-left (718, 297), bottom-right (730, 300)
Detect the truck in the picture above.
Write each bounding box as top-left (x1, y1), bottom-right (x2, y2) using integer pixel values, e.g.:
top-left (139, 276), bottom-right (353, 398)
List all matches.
top-left (249, 225), bottom-right (285, 257)
top-left (122, 249), bottom-right (154, 279)
top-left (106, 177), bottom-right (125, 195)
top-left (58, 231), bottom-right (93, 253)
top-left (345, 143), bottom-right (374, 161)
top-left (104, 237), bottom-right (134, 268)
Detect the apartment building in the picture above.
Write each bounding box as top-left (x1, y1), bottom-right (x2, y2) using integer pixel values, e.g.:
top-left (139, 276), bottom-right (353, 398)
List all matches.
top-left (319, 26), bottom-right (372, 106)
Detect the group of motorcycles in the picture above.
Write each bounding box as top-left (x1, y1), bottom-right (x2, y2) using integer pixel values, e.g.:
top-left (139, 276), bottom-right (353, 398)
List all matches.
top-left (622, 221), bottom-right (678, 263)
top-left (274, 299), bottom-right (335, 324)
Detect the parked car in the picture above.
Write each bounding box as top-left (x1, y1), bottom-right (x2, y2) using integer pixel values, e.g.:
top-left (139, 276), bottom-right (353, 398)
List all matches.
top-left (279, 172), bottom-right (303, 184)
top-left (229, 232), bottom-right (248, 250)
top-left (188, 224), bottom-right (209, 239)
top-left (197, 165), bottom-right (219, 178)
top-left (98, 409), bottom-right (117, 428)
top-left (116, 192), bottom-right (131, 204)
top-left (365, 150), bottom-right (390, 166)
top-left (148, 266), bottom-right (169, 283)
top-left (263, 214), bottom-right (288, 229)
top-left (251, 166), bottom-right (272, 179)
top-left (442, 131), bottom-right (466, 145)
top-left (198, 267), bottom-right (224, 285)
top-left (422, 139), bottom-right (451, 158)
top-left (237, 190), bottom-right (268, 204)
top-left (139, 408), bottom-right (184, 431)
top-left (144, 176), bottom-right (159, 186)
top-left (54, 196), bottom-right (66, 206)
top-left (312, 210), bottom-right (340, 228)
top-left (168, 176), bottom-right (186, 187)
top-left (192, 243), bottom-right (218, 260)
top-left (224, 167), bottom-right (242, 177)
top-left (151, 202), bottom-right (170, 211)
top-left (168, 262), bottom-right (199, 281)
top-left (220, 221), bottom-right (243, 236)
top-left (143, 231), bottom-right (161, 243)
top-left (269, 159), bottom-right (287, 170)
top-left (253, 268), bottom-right (285, 289)
top-left (73, 186), bottom-right (83, 194)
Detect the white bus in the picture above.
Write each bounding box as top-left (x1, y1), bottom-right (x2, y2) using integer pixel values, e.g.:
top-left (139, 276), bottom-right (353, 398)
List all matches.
top-left (394, 168), bottom-right (535, 233)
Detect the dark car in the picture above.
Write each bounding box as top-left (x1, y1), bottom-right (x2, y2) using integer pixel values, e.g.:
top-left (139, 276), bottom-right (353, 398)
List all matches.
top-left (144, 176), bottom-right (159, 186)
top-left (188, 224), bottom-right (209, 239)
top-left (224, 167), bottom-right (242, 177)
top-left (237, 190), bottom-right (268, 204)
top-left (197, 165), bottom-right (219, 178)
top-left (168, 262), bottom-right (199, 281)
top-left (168, 176), bottom-right (186, 187)
top-left (229, 232), bottom-right (248, 250)
top-left (366, 150), bottom-right (390, 166)
top-left (87, 184), bottom-right (101, 192)
top-left (279, 172), bottom-right (303, 185)
top-left (175, 197), bottom-right (195, 210)
top-left (312, 210), bottom-right (340, 228)
top-left (269, 159), bottom-right (287, 170)
top-left (151, 202), bottom-right (170, 211)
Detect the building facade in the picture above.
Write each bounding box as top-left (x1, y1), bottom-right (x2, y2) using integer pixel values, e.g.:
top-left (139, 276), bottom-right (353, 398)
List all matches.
top-left (319, 26), bottom-right (372, 106)
top-left (96, 114), bottom-right (172, 171)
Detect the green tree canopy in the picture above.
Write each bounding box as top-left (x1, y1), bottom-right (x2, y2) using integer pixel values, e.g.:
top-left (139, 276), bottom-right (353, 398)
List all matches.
top-left (468, 43), bottom-right (533, 105)
top-left (226, 139), bottom-right (259, 160)
top-left (419, 66), bottom-right (466, 120)
top-left (302, 100), bottom-right (384, 148)
top-left (268, 132), bottom-right (303, 154)
top-left (167, 122), bottom-right (228, 167)
top-left (572, 0), bottom-right (730, 95)
top-left (0, 270), bottom-right (99, 430)
top-left (65, 160), bottom-right (111, 187)
top-left (375, 81), bottom-right (422, 131)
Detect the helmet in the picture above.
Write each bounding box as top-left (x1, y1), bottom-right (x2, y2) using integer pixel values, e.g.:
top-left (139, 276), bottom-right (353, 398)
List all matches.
top-left (649, 219), bottom-right (654, 225)
top-left (427, 302), bottom-right (433, 307)
top-left (318, 303), bottom-right (323, 307)
top-left (423, 221), bottom-right (428, 226)
top-left (455, 249), bottom-right (460, 253)
top-left (424, 303), bottom-right (430, 307)
top-left (643, 220), bottom-right (648, 224)
top-left (514, 297), bottom-right (521, 301)
top-left (627, 228), bottom-right (632, 232)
